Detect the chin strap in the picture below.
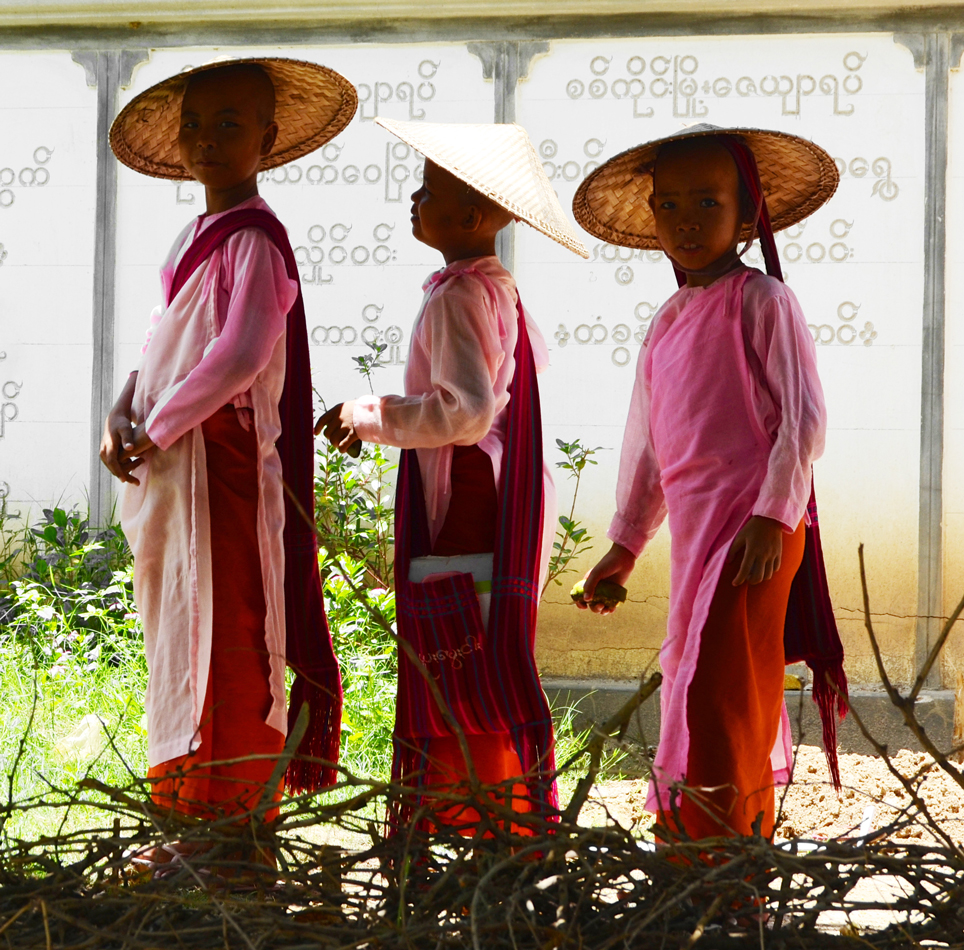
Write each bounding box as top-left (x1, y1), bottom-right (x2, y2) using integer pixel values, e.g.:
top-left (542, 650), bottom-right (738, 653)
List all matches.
top-left (670, 134), bottom-right (783, 289)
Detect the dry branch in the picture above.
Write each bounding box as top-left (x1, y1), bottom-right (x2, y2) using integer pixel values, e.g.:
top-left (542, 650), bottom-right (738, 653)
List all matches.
top-left (2, 551), bottom-right (964, 948)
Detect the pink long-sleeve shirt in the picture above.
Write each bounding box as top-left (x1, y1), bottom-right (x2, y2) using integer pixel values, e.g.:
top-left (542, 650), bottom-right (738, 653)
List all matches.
top-left (353, 255), bottom-right (553, 544)
top-left (139, 196), bottom-right (297, 450)
top-left (609, 268), bottom-right (826, 558)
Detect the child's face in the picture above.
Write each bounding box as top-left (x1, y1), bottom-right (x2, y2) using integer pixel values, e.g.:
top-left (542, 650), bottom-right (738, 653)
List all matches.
top-left (409, 160), bottom-right (471, 252)
top-left (649, 143), bottom-right (746, 276)
top-left (178, 69), bottom-right (277, 192)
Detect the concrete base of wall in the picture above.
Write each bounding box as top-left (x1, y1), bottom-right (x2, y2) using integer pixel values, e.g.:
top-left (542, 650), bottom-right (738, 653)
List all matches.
top-left (544, 678), bottom-right (956, 777)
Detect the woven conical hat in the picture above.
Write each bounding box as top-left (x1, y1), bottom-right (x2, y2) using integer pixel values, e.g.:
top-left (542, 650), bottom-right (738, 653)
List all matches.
top-left (110, 57), bottom-right (357, 181)
top-left (375, 117), bottom-right (589, 259)
top-left (572, 123), bottom-right (839, 250)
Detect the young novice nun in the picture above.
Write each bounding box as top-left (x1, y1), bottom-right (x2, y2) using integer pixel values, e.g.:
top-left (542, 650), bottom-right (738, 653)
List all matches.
top-left (573, 125), bottom-right (847, 842)
top-left (317, 119), bottom-right (589, 830)
top-left (101, 59), bottom-right (356, 863)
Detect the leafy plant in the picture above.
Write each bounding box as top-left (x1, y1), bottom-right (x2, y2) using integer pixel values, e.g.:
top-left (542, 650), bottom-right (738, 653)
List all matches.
top-left (352, 340), bottom-right (390, 394)
top-left (314, 439), bottom-right (397, 590)
top-left (321, 550), bottom-right (397, 776)
top-left (315, 338), bottom-right (397, 589)
top-left (543, 438), bottom-right (604, 594)
top-left (0, 506), bottom-right (138, 672)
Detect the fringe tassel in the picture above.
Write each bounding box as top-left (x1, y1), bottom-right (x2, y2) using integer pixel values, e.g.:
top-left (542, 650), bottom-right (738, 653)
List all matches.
top-left (810, 661), bottom-right (849, 791)
top-left (511, 720), bottom-right (559, 818)
top-left (284, 673), bottom-right (343, 795)
top-left (387, 738), bottom-right (429, 832)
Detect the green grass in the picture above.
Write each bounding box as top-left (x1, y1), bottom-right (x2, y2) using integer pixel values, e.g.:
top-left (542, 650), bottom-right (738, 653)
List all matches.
top-left (0, 633), bottom-right (626, 842)
top-left (0, 636), bottom-right (149, 842)
top-left (0, 502), bottom-right (630, 845)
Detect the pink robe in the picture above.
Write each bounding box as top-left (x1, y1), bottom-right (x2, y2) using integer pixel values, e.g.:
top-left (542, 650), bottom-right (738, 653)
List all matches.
top-left (353, 255), bottom-right (556, 574)
top-left (608, 268), bottom-right (826, 813)
top-left (122, 196), bottom-right (297, 767)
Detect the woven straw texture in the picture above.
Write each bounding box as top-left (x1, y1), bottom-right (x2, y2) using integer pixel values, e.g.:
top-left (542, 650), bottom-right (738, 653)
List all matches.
top-left (572, 123), bottom-right (839, 250)
top-left (110, 57), bottom-right (357, 181)
top-left (375, 117), bottom-right (589, 259)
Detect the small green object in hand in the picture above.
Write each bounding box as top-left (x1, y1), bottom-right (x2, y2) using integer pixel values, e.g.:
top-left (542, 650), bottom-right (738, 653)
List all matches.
top-left (347, 440), bottom-right (362, 458)
top-left (570, 579), bottom-right (628, 609)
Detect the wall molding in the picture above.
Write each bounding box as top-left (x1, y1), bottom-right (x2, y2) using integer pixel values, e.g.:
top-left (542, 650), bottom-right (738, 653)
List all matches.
top-left (467, 40), bottom-right (548, 270)
top-left (9, 13), bottom-right (964, 49)
top-left (71, 48), bottom-right (149, 528)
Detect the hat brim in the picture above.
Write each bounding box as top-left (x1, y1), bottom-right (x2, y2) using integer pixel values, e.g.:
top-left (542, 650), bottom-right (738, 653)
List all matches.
top-left (375, 117), bottom-right (589, 259)
top-left (110, 57), bottom-right (358, 181)
top-left (572, 125), bottom-right (839, 250)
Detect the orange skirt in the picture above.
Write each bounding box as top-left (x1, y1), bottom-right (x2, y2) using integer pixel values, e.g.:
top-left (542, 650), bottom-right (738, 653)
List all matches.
top-left (659, 520), bottom-right (805, 841)
top-left (147, 406), bottom-right (285, 821)
top-left (422, 734), bottom-right (533, 836)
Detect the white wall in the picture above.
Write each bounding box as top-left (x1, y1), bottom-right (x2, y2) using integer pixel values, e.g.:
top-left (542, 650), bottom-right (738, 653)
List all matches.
top-left (0, 51), bottom-right (97, 517)
top-left (0, 33), bottom-right (941, 687)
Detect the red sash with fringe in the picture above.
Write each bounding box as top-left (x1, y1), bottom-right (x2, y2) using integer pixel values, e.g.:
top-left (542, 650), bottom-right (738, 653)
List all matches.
top-left (169, 208), bottom-right (342, 794)
top-left (783, 482), bottom-right (848, 788)
top-left (391, 294), bottom-right (557, 824)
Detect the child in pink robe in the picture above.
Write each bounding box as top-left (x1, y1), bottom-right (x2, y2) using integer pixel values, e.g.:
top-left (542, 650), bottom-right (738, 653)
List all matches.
top-left (318, 118), bottom-right (589, 830)
top-left (101, 59), bottom-right (353, 867)
top-left (575, 126), bottom-right (836, 840)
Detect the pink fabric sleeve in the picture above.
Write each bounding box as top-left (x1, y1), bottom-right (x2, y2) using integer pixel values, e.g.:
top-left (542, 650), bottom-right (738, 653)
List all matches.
top-left (747, 287), bottom-right (827, 530)
top-left (607, 329), bottom-right (668, 558)
top-left (353, 276), bottom-right (503, 449)
top-left (145, 230), bottom-right (297, 451)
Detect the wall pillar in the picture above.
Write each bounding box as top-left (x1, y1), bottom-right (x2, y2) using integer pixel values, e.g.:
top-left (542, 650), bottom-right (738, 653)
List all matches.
top-left (467, 40), bottom-right (549, 269)
top-left (70, 49), bottom-right (148, 527)
top-left (894, 32), bottom-right (964, 685)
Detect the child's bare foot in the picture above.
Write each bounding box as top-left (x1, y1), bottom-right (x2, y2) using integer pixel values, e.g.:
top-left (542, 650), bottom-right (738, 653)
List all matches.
top-left (126, 840), bottom-right (208, 878)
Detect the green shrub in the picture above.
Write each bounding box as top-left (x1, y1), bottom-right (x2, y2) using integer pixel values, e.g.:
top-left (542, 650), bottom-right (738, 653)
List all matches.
top-left (0, 506), bottom-right (138, 672)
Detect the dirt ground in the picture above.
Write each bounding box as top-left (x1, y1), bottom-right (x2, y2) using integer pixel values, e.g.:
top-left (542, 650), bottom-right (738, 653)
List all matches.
top-left (771, 744), bottom-right (964, 843)
top-left (587, 744), bottom-right (964, 844)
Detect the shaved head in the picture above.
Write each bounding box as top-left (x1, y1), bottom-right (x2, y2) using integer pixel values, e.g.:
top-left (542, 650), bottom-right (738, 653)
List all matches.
top-left (654, 137), bottom-right (753, 219)
top-left (459, 182), bottom-right (514, 230)
top-left (186, 63), bottom-right (276, 127)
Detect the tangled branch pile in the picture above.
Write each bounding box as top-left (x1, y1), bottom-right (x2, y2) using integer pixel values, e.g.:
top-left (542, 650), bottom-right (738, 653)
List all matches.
top-left (0, 676), bottom-right (962, 950)
top-left (1, 547), bottom-right (963, 948)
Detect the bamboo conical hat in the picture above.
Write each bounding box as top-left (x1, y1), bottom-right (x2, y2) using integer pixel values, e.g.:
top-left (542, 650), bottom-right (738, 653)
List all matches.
top-left (572, 123), bottom-right (839, 250)
top-left (375, 117), bottom-right (589, 259)
top-left (110, 57), bottom-right (357, 181)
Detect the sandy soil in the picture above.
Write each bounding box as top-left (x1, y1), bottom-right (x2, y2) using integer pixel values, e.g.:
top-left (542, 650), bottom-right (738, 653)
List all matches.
top-left (772, 745), bottom-right (964, 844)
top-left (599, 745), bottom-right (964, 844)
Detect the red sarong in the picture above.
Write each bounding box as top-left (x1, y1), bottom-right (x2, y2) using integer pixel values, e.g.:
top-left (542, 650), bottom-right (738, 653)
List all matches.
top-left (658, 519), bottom-right (805, 841)
top-left (148, 406), bottom-right (285, 819)
top-left (432, 445), bottom-right (499, 557)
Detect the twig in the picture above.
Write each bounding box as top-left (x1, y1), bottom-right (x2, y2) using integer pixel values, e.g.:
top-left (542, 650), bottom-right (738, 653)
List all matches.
top-left (858, 545), bottom-right (964, 793)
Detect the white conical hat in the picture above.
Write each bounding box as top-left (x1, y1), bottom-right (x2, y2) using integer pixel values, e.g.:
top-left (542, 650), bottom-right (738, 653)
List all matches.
top-left (374, 117), bottom-right (589, 259)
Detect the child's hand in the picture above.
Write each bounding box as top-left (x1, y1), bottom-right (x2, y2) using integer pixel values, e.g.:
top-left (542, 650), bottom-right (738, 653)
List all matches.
top-left (728, 516), bottom-right (784, 586)
top-left (102, 421), bottom-right (155, 486)
top-left (314, 401), bottom-right (360, 453)
top-left (576, 542), bottom-right (637, 614)
top-left (100, 410), bottom-right (140, 484)
top-left (125, 424), bottom-right (156, 459)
